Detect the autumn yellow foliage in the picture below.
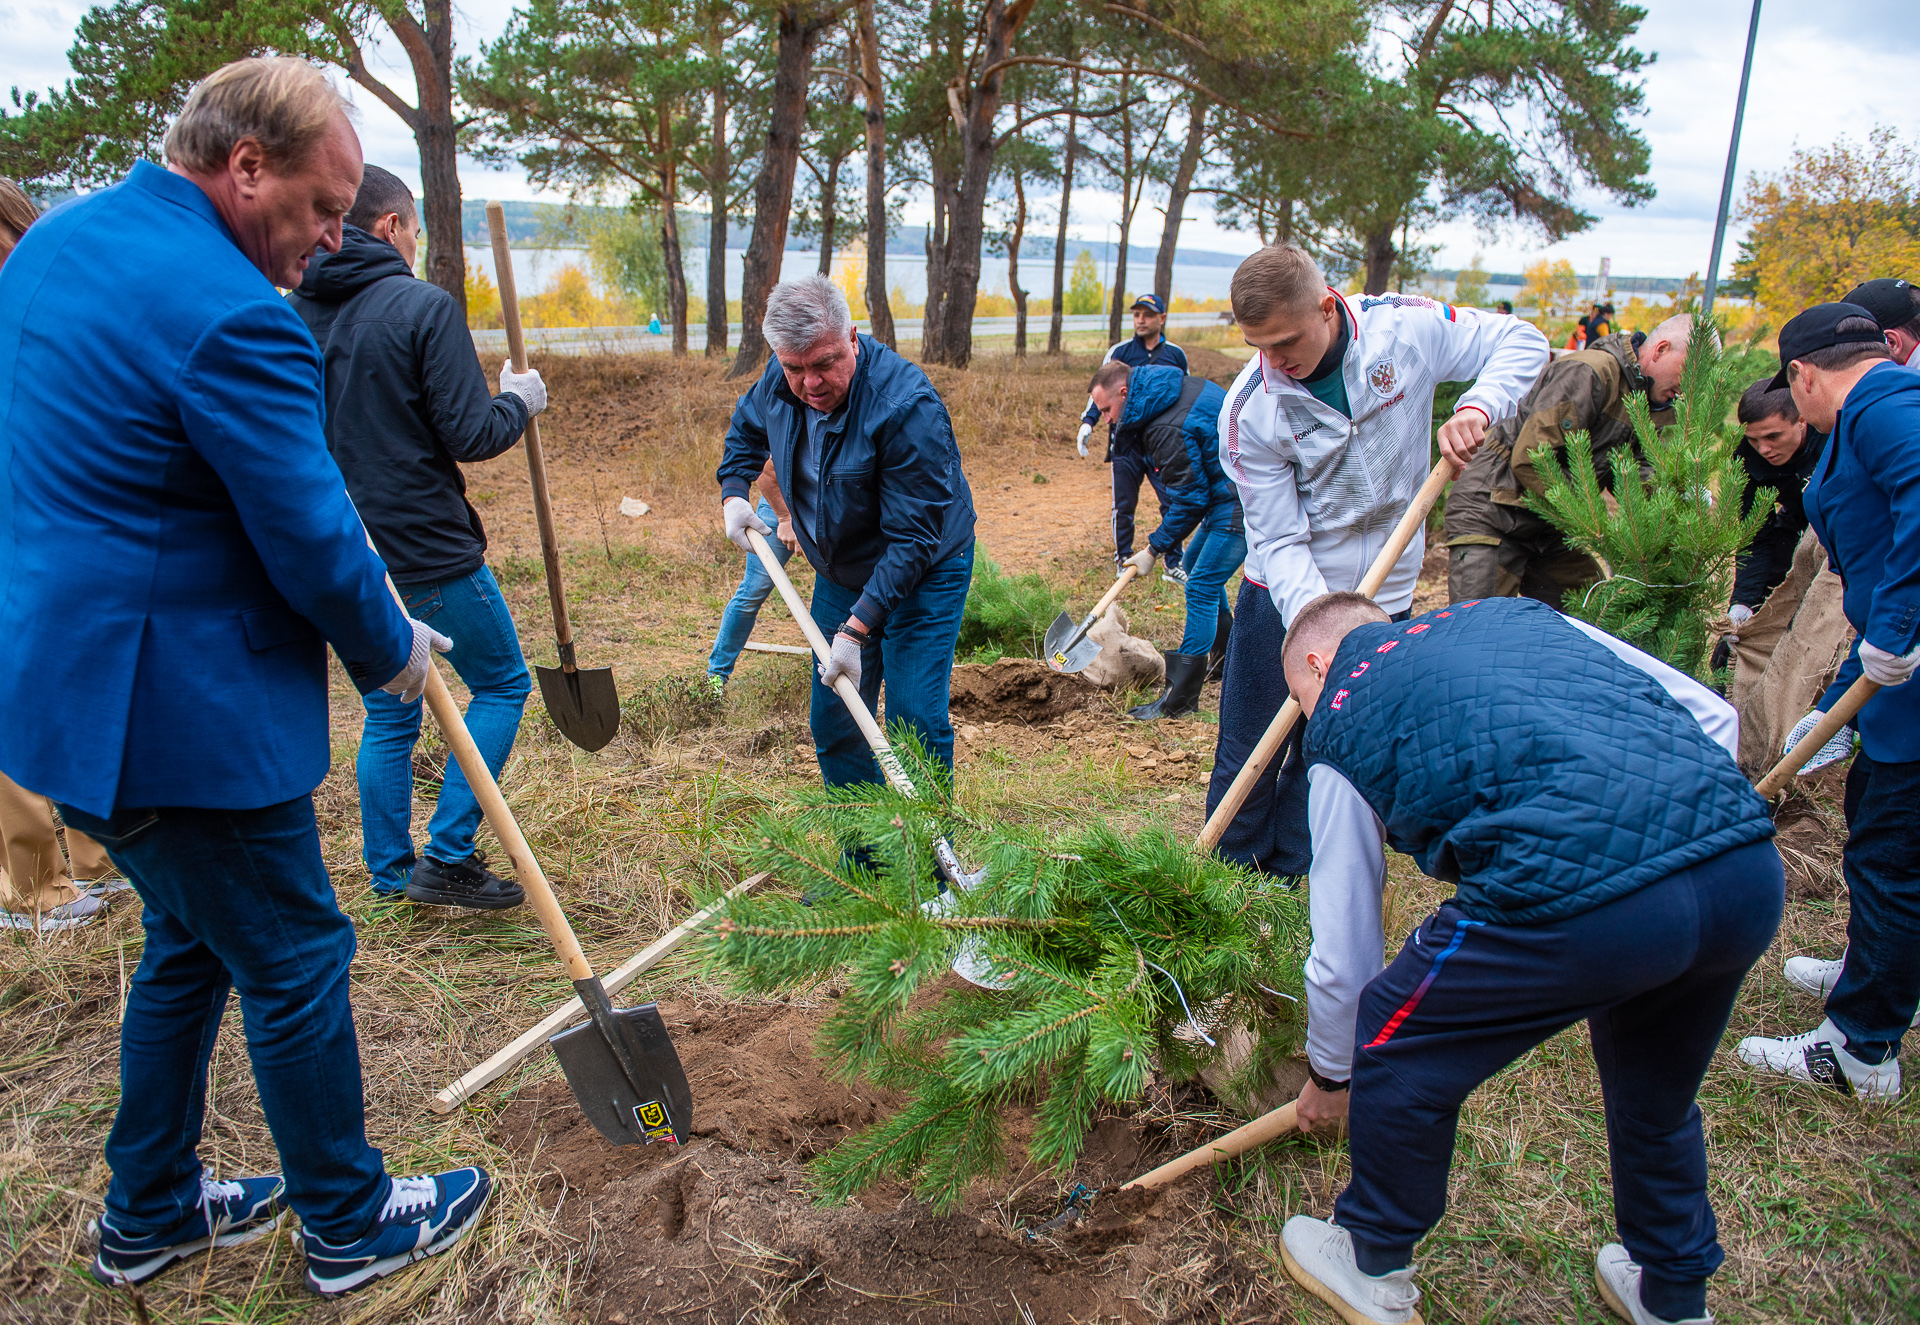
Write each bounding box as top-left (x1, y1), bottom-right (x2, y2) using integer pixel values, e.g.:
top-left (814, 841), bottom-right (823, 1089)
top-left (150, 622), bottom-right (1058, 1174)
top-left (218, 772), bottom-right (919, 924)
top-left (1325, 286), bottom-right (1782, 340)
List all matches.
top-left (1519, 258), bottom-right (1580, 318)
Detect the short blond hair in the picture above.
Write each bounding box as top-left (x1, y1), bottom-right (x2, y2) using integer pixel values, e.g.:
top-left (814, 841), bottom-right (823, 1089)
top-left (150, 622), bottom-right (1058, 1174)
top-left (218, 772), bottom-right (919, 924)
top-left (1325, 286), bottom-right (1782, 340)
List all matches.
top-left (1230, 243), bottom-right (1328, 326)
top-left (164, 57), bottom-right (351, 174)
top-left (0, 179), bottom-right (39, 255)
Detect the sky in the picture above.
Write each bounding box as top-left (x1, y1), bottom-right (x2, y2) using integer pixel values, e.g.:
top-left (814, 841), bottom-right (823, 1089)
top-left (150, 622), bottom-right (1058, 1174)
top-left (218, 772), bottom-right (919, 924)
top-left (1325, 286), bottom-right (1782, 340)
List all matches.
top-left (6, 0), bottom-right (1918, 279)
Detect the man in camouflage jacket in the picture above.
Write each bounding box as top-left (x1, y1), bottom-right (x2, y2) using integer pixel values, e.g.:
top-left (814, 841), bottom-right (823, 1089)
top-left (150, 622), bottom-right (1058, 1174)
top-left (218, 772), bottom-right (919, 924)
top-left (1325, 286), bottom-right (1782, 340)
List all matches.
top-left (1444, 316), bottom-right (1691, 605)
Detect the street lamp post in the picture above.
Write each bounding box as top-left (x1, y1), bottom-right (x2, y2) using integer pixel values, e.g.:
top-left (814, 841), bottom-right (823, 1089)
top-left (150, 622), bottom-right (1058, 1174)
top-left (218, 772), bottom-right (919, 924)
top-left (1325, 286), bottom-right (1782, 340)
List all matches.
top-left (1703, 0), bottom-right (1763, 316)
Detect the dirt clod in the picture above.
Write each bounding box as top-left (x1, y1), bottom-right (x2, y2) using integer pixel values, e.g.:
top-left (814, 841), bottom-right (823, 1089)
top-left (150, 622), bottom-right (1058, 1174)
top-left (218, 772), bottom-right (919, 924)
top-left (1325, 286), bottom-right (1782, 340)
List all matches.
top-left (948, 658), bottom-right (1102, 724)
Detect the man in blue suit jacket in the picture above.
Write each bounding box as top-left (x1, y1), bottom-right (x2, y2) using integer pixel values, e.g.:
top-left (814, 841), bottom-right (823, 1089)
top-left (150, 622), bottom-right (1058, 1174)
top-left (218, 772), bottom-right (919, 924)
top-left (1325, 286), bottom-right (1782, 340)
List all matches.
top-left (1737, 303), bottom-right (1920, 1103)
top-left (0, 58), bottom-right (489, 1295)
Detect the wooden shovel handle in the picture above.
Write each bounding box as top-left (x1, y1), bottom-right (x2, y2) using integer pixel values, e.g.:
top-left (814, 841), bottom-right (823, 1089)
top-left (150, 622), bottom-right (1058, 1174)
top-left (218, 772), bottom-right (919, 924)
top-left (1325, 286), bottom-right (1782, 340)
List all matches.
top-left (1124, 1098), bottom-right (1301, 1192)
top-left (485, 201), bottom-right (574, 660)
top-left (1197, 459), bottom-right (1452, 851)
top-left (388, 578), bottom-right (594, 983)
top-left (1754, 675), bottom-right (1880, 798)
top-left (1090, 562), bottom-right (1141, 621)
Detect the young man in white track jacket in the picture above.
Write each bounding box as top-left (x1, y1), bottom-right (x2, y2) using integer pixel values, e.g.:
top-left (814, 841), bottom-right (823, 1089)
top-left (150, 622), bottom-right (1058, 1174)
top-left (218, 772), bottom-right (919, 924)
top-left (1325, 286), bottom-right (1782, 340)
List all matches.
top-left (1204, 243), bottom-right (1549, 878)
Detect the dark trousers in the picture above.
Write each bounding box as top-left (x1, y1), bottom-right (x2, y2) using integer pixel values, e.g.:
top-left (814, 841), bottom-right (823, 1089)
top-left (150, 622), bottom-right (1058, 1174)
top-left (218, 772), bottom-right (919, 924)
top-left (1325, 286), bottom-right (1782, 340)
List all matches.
top-left (1110, 452), bottom-right (1182, 570)
top-left (806, 543), bottom-right (973, 789)
top-left (1335, 840), bottom-right (1784, 1317)
top-left (1827, 753), bottom-right (1920, 1063)
top-left (1205, 582), bottom-right (1406, 877)
top-left (56, 797), bottom-right (390, 1243)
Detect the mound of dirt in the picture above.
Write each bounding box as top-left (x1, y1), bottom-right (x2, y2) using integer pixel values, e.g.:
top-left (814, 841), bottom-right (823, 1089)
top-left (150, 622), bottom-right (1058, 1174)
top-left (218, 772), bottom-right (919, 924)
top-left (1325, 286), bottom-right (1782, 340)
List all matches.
top-left (1771, 765), bottom-right (1848, 900)
top-left (948, 658), bottom-right (1102, 724)
top-left (493, 996), bottom-right (1256, 1324)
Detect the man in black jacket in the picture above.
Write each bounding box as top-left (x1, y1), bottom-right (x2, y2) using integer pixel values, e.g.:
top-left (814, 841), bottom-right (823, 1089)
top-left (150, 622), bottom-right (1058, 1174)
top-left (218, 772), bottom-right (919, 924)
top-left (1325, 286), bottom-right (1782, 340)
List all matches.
top-left (1710, 379), bottom-right (1826, 674)
top-left (290, 165), bottom-right (544, 911)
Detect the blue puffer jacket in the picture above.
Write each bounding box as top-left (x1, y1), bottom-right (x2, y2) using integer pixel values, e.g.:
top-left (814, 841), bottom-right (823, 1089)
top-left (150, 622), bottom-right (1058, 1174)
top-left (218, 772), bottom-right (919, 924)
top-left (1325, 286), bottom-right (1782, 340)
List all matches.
top-left (1112, 364), bottom-right (1240, 552)
top-left (1305, 598), bottom-right (1774, 925)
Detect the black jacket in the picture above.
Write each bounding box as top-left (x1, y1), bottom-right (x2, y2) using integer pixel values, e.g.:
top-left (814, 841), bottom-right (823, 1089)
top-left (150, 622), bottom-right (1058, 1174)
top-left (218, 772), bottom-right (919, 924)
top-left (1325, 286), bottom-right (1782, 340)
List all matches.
top-left (1731, 428), bottom-right (1826, 611)
top-left (289, 226), bottom-right (528, 584)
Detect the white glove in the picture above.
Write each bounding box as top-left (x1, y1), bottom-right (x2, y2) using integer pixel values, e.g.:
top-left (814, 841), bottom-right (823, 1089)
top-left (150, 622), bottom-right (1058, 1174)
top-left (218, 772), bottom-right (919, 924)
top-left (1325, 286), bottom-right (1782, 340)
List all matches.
top-left (1860, 639), bottom-right (1919, 687)
top-left (1122, 547), bottom-right (1156, 578)
top-left (722, 495), bottom-right (772, 552)
top-left (1783, 709), bottom-right (1855, 775)
top-left (819, 628), bottom-right (863, 690)
top-left (380, 618), bottom-right (454, 705)
top-left (499, 363), bottom-right (547, 417)
top-left (1728, 603), bottom-right (1753, 628)
top-left (1076, 422), bottom-right (1093, 458)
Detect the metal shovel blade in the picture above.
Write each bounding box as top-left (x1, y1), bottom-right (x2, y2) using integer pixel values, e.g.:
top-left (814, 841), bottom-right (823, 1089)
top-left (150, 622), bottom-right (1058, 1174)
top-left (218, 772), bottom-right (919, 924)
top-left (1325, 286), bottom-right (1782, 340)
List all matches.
top-left (549, 1000), bottom-right (693, 1146)
top-left (1042, 611), bottom-right (1103, 674)
top-left (536, 664), bottom-right (620, 752)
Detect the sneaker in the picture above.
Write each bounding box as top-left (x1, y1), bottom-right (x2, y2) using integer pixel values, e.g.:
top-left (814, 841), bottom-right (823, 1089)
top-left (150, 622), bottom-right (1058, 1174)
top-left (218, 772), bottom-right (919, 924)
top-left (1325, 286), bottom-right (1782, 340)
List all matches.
top-left (1594, 1244), bottom-right (1711, 1324)
top-left (1162, 564), bottom-right (1190, 585)
top-left (1783, 955), bottom-right (1920, 1027)
top-left (405, 853), bottom-right (525, 911)
top-left (91, 1173), bottom-right (285, 1287)
top-left (1279, 1216), bottom-right (1423, 1324)
top-left (1735, 1017), bottom-right (1901, 1100)
top-left (78, 877), bottom-right (135, 898)
top-left (301, 1168), bottom-right (491, 1297)
top-left (3, 893), bottom-right (106, 933)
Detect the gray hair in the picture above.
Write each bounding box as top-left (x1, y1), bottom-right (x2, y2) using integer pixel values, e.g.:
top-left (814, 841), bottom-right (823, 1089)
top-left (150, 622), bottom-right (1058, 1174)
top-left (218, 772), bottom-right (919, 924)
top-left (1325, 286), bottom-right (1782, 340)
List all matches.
top-left (763, 274), bottom-right (855, 355)
top-left (165, 57), bottom-right (351, 174)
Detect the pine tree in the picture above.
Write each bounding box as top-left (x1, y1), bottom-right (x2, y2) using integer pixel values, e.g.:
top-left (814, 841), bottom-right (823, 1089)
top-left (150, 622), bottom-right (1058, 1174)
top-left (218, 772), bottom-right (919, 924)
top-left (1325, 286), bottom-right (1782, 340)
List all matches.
top-left (1528, 313), bottom-right (1773, 677)
top-left (699, 736), bottom-right (1308, 1212)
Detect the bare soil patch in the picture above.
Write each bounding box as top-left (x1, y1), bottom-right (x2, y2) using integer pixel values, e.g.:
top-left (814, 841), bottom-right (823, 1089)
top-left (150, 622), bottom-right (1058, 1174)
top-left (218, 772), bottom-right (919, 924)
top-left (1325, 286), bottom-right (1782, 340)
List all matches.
top-left (948, 659), bottom-right (1104, 724)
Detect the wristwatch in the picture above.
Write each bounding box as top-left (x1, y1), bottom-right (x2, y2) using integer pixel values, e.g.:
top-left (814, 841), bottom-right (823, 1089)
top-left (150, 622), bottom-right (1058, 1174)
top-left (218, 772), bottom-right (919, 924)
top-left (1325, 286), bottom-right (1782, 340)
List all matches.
top-left (1308, 1065), bottom-right (1350, 1093)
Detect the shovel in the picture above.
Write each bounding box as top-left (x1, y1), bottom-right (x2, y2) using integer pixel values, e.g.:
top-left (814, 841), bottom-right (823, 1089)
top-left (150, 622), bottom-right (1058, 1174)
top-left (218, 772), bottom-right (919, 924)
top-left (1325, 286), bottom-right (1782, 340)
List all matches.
top-left (392, 577), bottom-right (691, 1145)
top-left (1754, 675), bottom-right (1878, 798)
top-left (485, 201), bottom-right (619, 752)
top-left (1043, 563), bottom-right (1142, 673)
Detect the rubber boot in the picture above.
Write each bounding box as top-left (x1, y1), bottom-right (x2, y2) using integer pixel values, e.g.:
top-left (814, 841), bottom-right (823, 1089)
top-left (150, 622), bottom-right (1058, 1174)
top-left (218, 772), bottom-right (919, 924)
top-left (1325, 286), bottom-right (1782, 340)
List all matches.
top-left (1208, 602), bottom-right (1233, 681)
top-left (1129, 652), bottom-right (1208, 721)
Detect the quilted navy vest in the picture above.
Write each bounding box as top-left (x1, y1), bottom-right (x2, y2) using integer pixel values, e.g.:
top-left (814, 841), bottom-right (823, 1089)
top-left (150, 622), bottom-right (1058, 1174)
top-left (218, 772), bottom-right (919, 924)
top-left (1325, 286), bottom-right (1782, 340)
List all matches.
top-left (1304, 597), bottom-right (1774, 925)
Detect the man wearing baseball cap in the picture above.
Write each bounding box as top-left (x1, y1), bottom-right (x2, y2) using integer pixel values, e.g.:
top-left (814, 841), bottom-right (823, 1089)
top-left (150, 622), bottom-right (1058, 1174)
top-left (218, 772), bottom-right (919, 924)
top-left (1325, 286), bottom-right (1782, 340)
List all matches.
top-left (1841, 277), bottom-right (1920, 366)
top-left (1074, 292), bottom-right (1193, 580)
top-left (1738, 301), bottom-right (1920, 1100)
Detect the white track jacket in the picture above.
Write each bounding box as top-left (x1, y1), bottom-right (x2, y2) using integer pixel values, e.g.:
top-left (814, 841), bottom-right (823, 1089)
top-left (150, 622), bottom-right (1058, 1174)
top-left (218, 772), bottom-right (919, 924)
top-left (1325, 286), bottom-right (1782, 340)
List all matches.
top-left (1219, 292), bottom-right (1549, 624)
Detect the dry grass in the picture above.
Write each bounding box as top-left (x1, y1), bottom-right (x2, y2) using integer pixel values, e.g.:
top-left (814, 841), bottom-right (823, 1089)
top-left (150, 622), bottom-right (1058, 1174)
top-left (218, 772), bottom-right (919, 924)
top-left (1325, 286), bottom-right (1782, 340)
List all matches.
top-left (3, 345), bottom-right (1913, 1323)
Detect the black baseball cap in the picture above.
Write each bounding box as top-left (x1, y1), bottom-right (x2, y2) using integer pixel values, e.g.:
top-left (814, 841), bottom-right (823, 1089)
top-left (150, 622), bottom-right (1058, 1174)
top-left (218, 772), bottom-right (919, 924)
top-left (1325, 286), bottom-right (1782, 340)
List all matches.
top-left (1767, 301), bottom-right (1885, 389)
top-left (1130, 292), bottom-right (1166, 315)
top-left (1840, 277), bottom-right (1917, 332)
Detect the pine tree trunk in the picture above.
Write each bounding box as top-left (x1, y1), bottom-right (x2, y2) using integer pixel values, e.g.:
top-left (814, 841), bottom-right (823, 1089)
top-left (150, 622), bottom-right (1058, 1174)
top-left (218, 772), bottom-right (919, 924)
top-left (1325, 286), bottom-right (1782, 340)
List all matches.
top-left (1153, 97), bottom-right (1205, 307)
top-left (1048, 78), bottom-right (1077, 356)
top-left (407, 0), bottom-right (465, 315)
top-left (1107, 75), bottom-right (1133, 346)
top-left (818, 152), bottom-right (840, 276)
top-left (659, 103), bottom-right (689, 357)
top-left (731, 2), bottom-right (820, 378)
top-left (857, 0), bottom-right (894, 349)
top-left (1277, 196), bottom-right (1293, 245)
top-left (1010, 161), bottom-right (1028, 359)
top-left (706, 70), bottom-right (730, 357)
top-left (922, 171), bottom-right (952, 363)
top-left (1363, 225), bottom-right (1396, 295)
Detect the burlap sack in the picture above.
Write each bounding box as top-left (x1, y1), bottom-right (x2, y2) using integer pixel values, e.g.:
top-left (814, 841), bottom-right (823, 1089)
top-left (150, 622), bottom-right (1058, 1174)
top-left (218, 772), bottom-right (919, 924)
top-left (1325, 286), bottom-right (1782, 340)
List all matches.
top-left (1078, 604), bottom-right (1166, 690)
top-left (1729, 528), bottom-right (1855, 778)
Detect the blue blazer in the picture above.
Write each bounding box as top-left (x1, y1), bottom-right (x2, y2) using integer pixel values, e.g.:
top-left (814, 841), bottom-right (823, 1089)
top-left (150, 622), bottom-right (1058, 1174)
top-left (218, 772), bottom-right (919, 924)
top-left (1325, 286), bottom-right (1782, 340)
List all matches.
top-left (1805, 360), bottom-right (1920, 763)
top-left (0, 162), bottom-right (412, 816)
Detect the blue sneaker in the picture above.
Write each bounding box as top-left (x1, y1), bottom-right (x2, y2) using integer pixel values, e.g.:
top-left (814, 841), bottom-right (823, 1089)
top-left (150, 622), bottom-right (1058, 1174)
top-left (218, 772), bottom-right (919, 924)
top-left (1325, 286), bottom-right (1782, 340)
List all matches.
top-left (300, 1168), bottom-right (491, 1297)
top-left (90, 1173), bottom-right (286, 1286)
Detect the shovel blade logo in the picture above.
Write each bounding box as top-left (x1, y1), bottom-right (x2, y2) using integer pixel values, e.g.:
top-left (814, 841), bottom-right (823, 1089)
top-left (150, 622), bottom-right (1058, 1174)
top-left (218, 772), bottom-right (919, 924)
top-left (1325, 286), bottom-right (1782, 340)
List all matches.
top-left (634, 1098), bottom-right (677, 1143)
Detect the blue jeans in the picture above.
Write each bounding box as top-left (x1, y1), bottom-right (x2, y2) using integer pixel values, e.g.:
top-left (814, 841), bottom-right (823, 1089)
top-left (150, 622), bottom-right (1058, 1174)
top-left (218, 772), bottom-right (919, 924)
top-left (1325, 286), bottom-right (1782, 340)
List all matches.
top-left (1168, 507), bottom-right (1244, 655)
top-left (1111, 452), bottom-right (1182, 570)
top-left (56, 797), bottom-right (390, 1243)
top-left (708, 498), bottom-right (793, 679)
top-left (808, 543), bottom-right (973, 788)
top-left (358, 566), bottom-right (532, 893)
top-left (1826, 753), bottom-right (1920, 1063)
top-left (1336, 840), bottom-right (1783, 1319)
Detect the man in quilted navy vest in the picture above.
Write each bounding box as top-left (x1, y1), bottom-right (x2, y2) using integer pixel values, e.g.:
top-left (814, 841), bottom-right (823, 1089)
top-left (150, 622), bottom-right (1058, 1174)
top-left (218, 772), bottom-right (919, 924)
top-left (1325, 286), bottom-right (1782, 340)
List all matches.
top-left (1270, 594), bottom-right (1779, 1325)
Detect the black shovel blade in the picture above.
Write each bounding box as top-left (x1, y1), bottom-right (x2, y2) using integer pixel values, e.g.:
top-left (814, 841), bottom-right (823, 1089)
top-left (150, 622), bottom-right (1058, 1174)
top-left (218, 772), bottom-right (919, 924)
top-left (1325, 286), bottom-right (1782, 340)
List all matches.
top-left (1042, 611), bottom-right (1103, 674)
top-left (549, 1001), bottom-right (693, 1146)
top-left (536, 664), bottom-right (620, 752)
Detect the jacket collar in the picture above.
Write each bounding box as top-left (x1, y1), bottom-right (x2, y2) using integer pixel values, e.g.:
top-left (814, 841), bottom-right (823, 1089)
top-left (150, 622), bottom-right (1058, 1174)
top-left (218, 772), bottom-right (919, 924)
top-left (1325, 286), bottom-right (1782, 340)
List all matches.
top-left (126, 160), bottom-right (240, 250)
top-left (1259, 289), bottom-right (1359, 399)
top-left (1589, 332), bottom-right (1652, 398)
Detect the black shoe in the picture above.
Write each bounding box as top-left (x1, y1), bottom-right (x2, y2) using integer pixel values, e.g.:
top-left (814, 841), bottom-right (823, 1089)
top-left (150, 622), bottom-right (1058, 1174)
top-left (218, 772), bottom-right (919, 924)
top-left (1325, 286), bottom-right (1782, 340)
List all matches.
top-left (405, 853), bottom-right (525, 911)
top-left (1208, 602), bottom-right (1234, 681)
top-left (1129, 652), bottom-right (1208, 721)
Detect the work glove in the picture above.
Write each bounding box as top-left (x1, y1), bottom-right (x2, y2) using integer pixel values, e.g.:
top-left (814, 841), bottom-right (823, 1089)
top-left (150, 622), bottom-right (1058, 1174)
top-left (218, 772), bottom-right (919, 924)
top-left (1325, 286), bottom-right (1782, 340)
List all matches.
top-left (499, 363), bottom-right (547, 417)
top-left (722, 495), bottom-right (772, 552)
top-left (1784, 709), bottom-right (1855, 775)
top-left (1860, 639), bottom-right (1919, 687)
top-left (1076, 422), bottom-right (1093, 458)
top-left (380, 619), bottom-right (454, 705)
top-left (1122, 547), bottom-right (1156, 578)
top-left (1728, 603), bottom-right (1753, 629)
top-left (819, 628), bottom-right (863, 691)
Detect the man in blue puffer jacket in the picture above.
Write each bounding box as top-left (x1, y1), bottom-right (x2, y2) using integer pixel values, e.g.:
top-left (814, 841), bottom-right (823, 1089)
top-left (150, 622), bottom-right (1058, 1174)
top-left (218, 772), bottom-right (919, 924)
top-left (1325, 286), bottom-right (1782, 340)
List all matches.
top-left (1089, 360), bottom-right (1242, 719)
top-left (1270, 593), bottom-right (1779, 1325)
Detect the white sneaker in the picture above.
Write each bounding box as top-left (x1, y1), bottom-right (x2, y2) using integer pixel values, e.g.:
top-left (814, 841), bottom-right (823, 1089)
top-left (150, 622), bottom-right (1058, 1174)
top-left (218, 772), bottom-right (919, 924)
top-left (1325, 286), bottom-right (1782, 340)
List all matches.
top-left (78, 877), bottom-right (134, 898)
top-left (1783, 955), bottom-right (1920, 1027)
top-left (1594, 1244), bottom-right (1711, 1324)
top-left (1735, 1017), bottom-right (1901, 1100)
top-left (1280, 1216), bottom-right (1423, 1324)
top-left (2, 893), bottom-right (105, 933)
